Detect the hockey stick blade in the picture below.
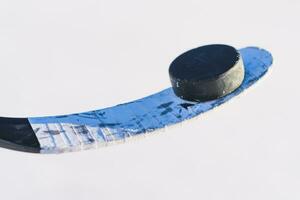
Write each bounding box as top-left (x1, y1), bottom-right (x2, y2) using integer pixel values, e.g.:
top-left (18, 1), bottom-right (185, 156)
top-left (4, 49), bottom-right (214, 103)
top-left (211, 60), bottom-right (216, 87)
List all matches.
top-left (0, 47), bottom-right (273, 154)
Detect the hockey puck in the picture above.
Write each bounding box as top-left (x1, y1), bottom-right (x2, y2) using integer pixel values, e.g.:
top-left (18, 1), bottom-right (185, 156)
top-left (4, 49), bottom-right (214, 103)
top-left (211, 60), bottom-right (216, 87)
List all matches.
top-left (169, 44), bottom-right (245, 102)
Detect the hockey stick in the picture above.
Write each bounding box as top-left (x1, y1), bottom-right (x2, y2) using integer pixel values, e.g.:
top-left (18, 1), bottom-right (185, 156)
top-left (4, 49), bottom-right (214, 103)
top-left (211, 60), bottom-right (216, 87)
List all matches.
top-left (0, 47), bottom-right (273, 154)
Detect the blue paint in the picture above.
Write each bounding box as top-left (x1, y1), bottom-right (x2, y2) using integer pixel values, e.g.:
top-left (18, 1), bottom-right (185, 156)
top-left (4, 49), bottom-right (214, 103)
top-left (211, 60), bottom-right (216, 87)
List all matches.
top-left (28, 47), bottom-right (273, 153)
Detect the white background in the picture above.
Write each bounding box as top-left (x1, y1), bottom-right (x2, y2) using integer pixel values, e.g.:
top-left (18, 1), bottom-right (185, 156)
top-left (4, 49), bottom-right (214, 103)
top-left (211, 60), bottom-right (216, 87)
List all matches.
top-left (0, 0), bottom-right (299, 199)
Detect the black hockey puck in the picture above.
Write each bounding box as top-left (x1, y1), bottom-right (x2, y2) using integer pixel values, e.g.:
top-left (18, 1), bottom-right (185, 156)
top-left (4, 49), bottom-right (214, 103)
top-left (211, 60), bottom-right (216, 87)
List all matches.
top-left (169, 44), bottom-right (245, 102)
